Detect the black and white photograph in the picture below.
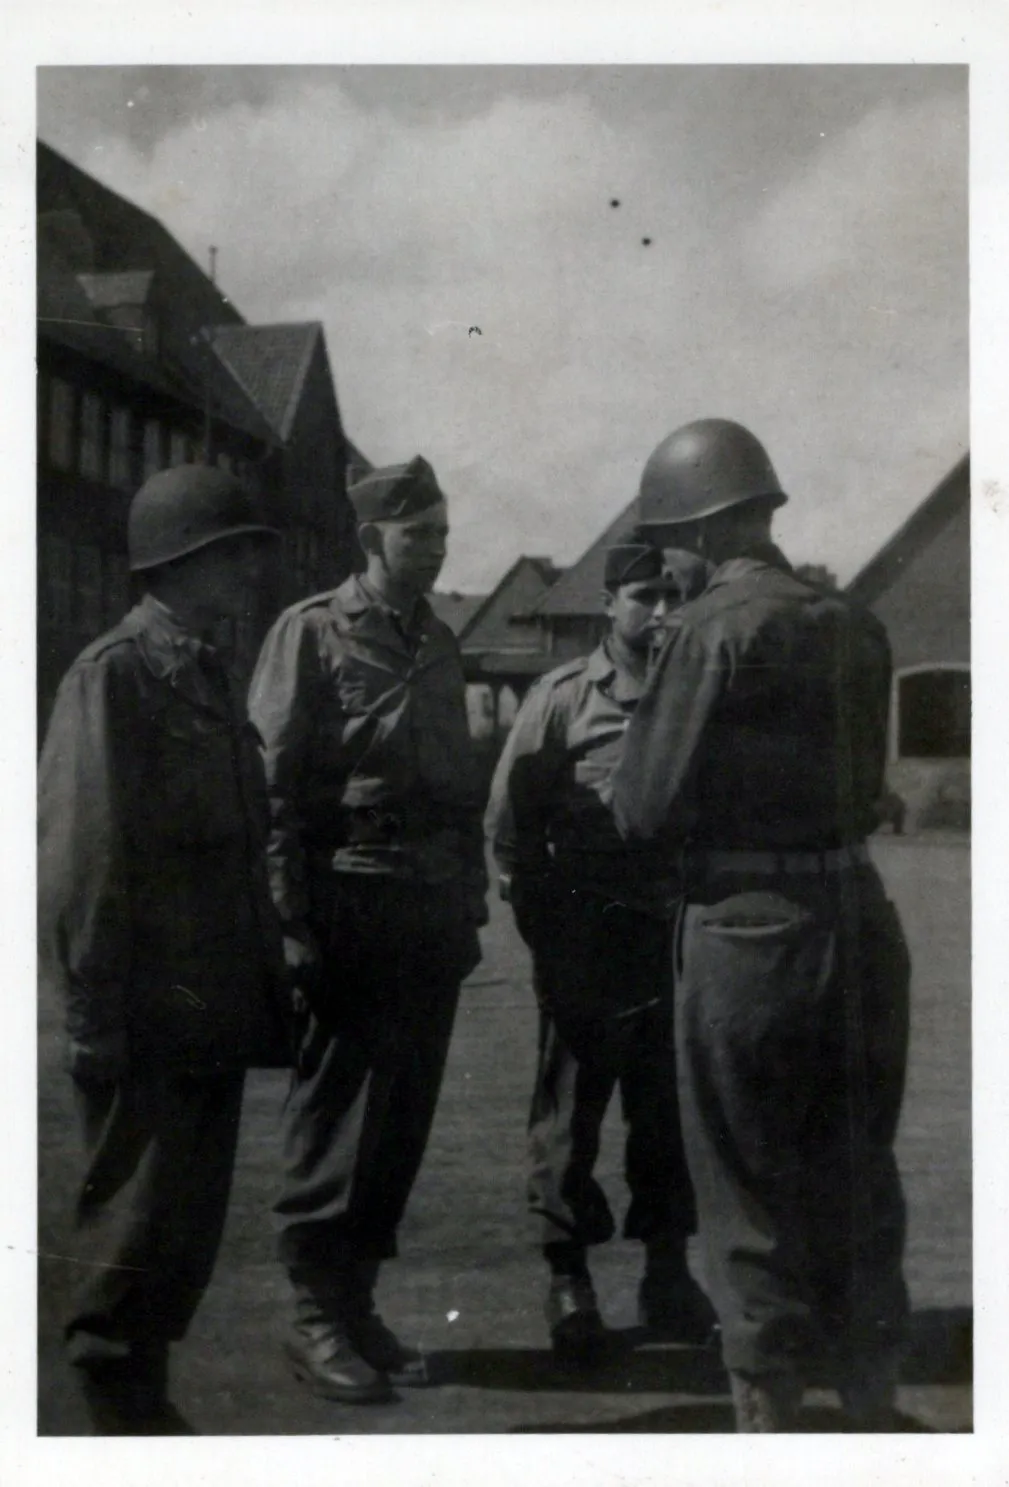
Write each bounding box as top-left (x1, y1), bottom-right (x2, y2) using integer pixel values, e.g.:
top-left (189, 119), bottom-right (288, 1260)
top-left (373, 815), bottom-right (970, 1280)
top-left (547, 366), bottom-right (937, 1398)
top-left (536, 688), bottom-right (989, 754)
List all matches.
top-left (6, 6), bottom-right (1008, 1477)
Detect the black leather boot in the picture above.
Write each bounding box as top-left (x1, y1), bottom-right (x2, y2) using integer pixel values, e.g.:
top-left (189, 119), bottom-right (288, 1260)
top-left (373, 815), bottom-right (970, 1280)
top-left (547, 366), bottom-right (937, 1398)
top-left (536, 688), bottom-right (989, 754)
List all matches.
top-left (838, 1348), bottom-right (901, 1430)
top-left (729, 1370), bottom-right (804, 1432)
top-left (545, 1274), bottom-right (609, 1365)
top-left (285, 1272), bottom-right (393, 1404)
top-left (70, 1336), bottom-right (193, 1435)
top-left (638, 1232), bottom-right (718, 1343)
top-left (343, 1259), bottom-right (430, 1387)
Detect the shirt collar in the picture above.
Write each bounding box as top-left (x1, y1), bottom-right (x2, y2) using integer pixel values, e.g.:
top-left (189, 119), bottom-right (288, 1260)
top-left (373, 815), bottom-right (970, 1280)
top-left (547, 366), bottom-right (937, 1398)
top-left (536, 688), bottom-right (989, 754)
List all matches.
top-left (128, 594), bottom-right (224, 684)
top-left (587, 639), bottom-right (647, 703)
top-left (340, 572), bottom-right (432, 630)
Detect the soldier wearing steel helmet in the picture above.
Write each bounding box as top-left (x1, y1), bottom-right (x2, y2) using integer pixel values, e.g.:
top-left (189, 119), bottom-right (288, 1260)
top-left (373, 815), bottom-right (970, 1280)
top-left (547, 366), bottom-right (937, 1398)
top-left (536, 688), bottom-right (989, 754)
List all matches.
top-left (38, 465), bottom-right (291, 1433)
top-left (487, 540), bottom-right (716, 1364)
top-left (611, 419), bottom-right (911, 1432)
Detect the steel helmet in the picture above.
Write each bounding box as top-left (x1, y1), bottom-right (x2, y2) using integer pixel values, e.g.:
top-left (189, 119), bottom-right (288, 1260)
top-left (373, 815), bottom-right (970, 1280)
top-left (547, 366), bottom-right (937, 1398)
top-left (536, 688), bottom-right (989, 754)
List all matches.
top-left (637, 418), bottom-right (787, 527)
top-left (128, 465), bottom-right (280, 572)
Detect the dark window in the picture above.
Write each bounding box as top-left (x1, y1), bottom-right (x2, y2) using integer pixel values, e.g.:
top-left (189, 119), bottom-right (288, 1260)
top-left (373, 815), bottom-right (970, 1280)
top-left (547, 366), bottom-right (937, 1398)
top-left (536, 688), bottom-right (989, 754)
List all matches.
top-left (281, 529), bottom-right (312, 599)
top-left (142, 419), bottom-right (164, 480)
top-left (109, 406), bottom-right (134, 490)
top-left (897, 668), bottom-right (970, 758)
top-left (169, 429), bottom-right (191, 467)
top-left (80, 392), bottom-right (106, 481)
top-left (77, 544), bottom-right (104, 635)
top-left (103, 552), bottom-right (131, 623)
top-left (48, 378), bottom-right (76, 470)
top-left (296, 529), bottom-right (311, 594)
top-left (40, 536), bottom-right (74, 626)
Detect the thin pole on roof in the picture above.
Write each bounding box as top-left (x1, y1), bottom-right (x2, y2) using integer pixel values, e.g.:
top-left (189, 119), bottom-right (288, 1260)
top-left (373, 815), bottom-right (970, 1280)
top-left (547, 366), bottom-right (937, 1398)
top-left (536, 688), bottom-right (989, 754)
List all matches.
top-left (202, 246), bottom-right (218, 465)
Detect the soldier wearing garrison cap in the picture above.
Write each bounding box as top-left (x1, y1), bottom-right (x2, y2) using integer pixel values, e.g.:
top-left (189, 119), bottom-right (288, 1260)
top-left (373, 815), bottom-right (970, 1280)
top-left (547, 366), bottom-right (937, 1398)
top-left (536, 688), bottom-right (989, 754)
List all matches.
top-left (485, 539), bottom-right (715, 1362)
top-left (249, 455), bottom-right (487, 1404)
top-left (38, 465), bottom-right (289, 1432)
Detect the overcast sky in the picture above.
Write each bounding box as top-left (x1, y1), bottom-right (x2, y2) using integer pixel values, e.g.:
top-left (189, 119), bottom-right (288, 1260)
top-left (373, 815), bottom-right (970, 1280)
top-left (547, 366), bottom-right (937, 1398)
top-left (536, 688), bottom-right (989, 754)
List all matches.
top-left (37, 65), bottom-right (967, 593)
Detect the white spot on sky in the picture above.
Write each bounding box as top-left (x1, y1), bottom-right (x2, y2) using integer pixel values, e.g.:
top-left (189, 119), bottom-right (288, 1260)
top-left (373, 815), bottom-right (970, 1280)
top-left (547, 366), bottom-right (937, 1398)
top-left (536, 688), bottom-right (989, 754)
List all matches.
top-left (447, 1310), bottom-right (459, 1322)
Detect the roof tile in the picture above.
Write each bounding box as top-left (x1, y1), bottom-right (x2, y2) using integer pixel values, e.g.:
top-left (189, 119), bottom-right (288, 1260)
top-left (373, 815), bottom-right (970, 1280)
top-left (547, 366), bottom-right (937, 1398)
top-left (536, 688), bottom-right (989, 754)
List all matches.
top-left (210, 323), bottom-right (321, 441)
top-left (533, 499), bottom-right (642, 616)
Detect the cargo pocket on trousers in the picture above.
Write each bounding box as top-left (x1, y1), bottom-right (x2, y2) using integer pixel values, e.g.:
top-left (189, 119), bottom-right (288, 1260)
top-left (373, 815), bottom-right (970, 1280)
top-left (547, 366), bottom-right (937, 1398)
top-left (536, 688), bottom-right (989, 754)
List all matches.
top-left (683, 890), bottom-right (827, 1038)
top-left (697, 891), bottom-right (814, 941)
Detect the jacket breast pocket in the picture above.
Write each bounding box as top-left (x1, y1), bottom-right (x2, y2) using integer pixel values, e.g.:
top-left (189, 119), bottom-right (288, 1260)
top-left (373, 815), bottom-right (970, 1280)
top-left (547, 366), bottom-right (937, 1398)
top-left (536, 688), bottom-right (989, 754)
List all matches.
top-left (334, 654), bottom-right (391, 715)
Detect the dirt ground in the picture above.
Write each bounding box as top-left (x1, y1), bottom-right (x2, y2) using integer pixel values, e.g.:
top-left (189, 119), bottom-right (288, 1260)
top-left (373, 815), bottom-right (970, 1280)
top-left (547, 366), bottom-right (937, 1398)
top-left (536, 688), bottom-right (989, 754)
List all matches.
top-left (37, 837), bottom-right (971, 1436)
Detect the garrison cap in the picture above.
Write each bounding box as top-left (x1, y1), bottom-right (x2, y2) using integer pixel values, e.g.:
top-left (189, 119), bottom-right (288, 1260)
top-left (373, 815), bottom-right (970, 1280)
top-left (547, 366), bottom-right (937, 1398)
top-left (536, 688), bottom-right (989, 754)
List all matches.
top-left (604, 543), bottom-right (668, 589)
top-left (349, 455), bottom-right (445, 524)
top-left (604, 541), bottom-right (712, 599)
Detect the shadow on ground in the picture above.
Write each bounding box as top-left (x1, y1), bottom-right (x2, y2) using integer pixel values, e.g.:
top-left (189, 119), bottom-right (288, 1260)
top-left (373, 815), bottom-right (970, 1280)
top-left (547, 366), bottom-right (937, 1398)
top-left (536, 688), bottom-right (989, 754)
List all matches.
top-left (509, 1403), bottom-right (951, 1433)
top-left (899, 1307), bottom-right (972, 1385)
top-left (425, 1335), bottom-right (727, 1394)
top-left (427, 1306), bottom-right (972, 1398)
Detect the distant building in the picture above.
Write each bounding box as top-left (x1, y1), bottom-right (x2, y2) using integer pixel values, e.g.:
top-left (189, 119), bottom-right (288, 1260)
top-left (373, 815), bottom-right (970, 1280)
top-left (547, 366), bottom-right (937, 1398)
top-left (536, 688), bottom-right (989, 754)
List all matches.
top-left (523, 455), bottom-right (969, 829)
top-left (459, 557), bottom-right (561, 691)
top-left (210, 322), bottom-right (358, 614)
top-left (526, 502), bottom-right (640, 661)
top-left (428, 590), bottom-right (486, 638)
top-left (849, 453), bottom-right (970, 830)
top-left (431, 557), bottom-right (561, 785)
top-left (37, 140), bottom-right (359, 719)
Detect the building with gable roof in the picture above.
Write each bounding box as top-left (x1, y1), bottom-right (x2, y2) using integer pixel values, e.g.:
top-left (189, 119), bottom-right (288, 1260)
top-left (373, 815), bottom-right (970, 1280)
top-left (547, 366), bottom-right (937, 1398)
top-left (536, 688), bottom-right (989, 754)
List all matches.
top-left (37, 140), bottom-right (361, 717)
top-left (428, 591), bottom-right (486, 638)
top-left (431, 557), bottom-right (561, 784)
top-left (848, 453), bottom-right (969, 829)
top-left (520, 454), bottom-right (969, 830)
top-left (525, 502), bottom-right (643, 662)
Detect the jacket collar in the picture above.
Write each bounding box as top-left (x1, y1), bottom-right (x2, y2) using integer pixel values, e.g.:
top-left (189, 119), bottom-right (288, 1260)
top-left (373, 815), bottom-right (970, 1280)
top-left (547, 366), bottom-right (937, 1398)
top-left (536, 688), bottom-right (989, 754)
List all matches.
top-left (707, 540), bottom-right (794, 593)
top-left (338, 572), bottom-right (432, 619)
top-left (335, 573), bottom-right (434, 657)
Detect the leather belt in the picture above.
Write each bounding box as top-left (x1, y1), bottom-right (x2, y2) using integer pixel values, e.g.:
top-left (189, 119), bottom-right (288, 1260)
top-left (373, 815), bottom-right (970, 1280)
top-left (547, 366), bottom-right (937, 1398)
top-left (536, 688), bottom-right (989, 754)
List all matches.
top-left (701, 844), bottom-right (871, 875)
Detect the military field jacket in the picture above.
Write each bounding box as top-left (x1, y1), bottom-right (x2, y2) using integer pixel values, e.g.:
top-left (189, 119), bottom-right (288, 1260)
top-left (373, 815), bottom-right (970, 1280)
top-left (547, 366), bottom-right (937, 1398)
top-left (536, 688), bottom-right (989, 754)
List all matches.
top-left (611, 545), bottom-right (892, 853)
top-left (485, 642), bottom-right (680, 918)
top-left (248, 575), bottom-right (487, 924)
top-left (38, 596), bottom-right (290, 1074)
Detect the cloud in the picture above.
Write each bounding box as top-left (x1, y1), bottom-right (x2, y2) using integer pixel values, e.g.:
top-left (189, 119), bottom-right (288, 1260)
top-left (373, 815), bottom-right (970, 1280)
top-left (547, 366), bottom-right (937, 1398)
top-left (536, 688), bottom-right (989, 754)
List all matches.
top-left (40, 74), bottom-right (967, 592)
top-left (748, 94), bottom-right (966, 304)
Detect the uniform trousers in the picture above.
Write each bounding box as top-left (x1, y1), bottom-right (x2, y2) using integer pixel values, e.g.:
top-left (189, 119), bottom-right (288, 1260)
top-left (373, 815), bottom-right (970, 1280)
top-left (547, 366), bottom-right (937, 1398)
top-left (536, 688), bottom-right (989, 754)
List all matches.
top-left (276, 874), bottom-right (480, 1269)
top-left (524, 891), bottom-right (697, 1248)
top-left (674, 864), bottom-right (911, 1379)
top-left (65, 1070), bottom-right (245, 1355)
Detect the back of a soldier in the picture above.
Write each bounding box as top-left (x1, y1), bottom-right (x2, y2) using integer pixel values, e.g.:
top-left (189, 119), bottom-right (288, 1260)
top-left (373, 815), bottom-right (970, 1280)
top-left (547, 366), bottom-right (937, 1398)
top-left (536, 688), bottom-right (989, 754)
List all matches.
top-left (612, 419), bottom-right (912, 1431)
top-left (669, 567), bottom-right (911, 1414)
top-left (678, 564), bottom-right (891, 850)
